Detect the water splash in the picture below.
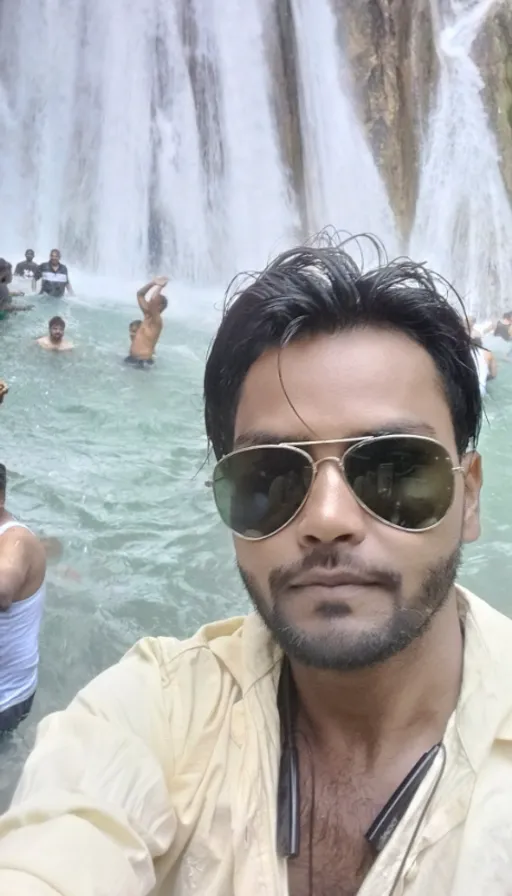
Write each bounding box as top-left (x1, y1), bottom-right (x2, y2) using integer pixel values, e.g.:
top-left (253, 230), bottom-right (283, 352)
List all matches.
top-left (410, 0), bottom-right (511, 318)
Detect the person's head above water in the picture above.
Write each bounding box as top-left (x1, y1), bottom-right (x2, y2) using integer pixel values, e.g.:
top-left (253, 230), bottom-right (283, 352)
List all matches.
top-left (158, 295), bottom-right (168, 312)
top-left (129, 320), bottom-right (141, 341)
top-left (25, 249), bottom-right (35, 262)
top-left (49, 249), bottom-right (61, 266)
top-left (48, 316), bottom-right (65, 343)
top-left (204, 236), bottom-right (483, 672)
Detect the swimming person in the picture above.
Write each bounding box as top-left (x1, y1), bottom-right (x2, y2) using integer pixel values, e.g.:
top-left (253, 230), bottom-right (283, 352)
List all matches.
top-left (5, 240), bottom-right (512, 892)
top-left (36, 316), bottom-right (74, 352)
top-left (14, 249), bottom-right (39, 280)
top-left (129, 319), bottom-right (142, 343)
top-left (0, 382), bottom-right (8, 404)
top-left (0, 464), bottom-right (46, 735)
top-left (36, 249), bottom-right (74, 297)
top-left (125, 276), bottom-right (168, 368)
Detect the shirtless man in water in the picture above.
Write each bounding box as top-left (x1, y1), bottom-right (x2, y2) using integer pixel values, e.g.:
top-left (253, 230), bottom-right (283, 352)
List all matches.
top-left (125, 277), bottom-right (168, 369)
top-left (36, 316), bottom-right (74, 352)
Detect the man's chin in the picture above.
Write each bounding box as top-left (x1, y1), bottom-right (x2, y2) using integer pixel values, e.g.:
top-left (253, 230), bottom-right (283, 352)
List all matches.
top-left (267, 614), bottom-right (401, 670)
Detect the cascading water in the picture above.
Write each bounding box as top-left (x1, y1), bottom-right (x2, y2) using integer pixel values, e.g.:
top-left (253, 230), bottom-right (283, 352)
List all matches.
top-left (409, 0), bottom-right (512, 318)
top-left (289, 0), bottom-right (399, 258)
top-left (0, 0), bottom-right (297, 282)
top-left (0, 0), bottom-right (511, 313)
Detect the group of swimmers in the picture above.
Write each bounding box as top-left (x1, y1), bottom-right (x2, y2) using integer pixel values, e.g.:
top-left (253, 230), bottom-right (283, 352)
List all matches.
top-left (0, 249), bottom-right (169, 365)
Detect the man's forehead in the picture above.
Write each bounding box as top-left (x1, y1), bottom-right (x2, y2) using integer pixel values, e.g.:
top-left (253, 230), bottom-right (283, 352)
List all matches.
top-left (234, 329), bottom-right (453, 442)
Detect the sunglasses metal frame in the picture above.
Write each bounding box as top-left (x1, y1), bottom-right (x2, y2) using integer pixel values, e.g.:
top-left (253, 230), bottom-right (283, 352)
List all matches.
top-left (211, 434), bottom-right (465, 540)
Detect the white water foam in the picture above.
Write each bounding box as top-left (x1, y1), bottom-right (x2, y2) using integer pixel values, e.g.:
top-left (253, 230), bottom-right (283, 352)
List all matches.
top-left (0, 0), bottom-right (297, 283)
top-left (289, 0), bottom-right (399, 261)
top-left (1, 0), bottom-right (510, 317)
top-left (410, 0), bottom-right (512, 318)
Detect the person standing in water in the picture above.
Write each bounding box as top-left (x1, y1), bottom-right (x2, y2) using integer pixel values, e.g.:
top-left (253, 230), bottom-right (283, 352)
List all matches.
top-left (36, 249), bottom-right (74, 298)
top-left (463, 317), bottom-right (497, 397)
top-left (472, 337), bottom-right (497, 396)
top-left (0, 464), bottom-right (46, 735)
top-left (36, 316), bottom-right (74, 352)
top-left (493, 311), bottom-right (512, 342)
top-left (0, 260), bottom-right (33, 317)
top-left (14, 250), bottom-right (39, 280)
top-left (125, 276), bottom-right (168, 368)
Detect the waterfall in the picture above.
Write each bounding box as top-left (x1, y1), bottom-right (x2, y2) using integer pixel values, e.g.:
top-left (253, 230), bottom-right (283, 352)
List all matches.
top-left (0, 0), bottom-right (511, 313)
top-left (289, 0), bottom-right (398, 257)
top-left (410, 0), bottom-right (512, 318)
top-left (0, 0), bottom-right (297, 282)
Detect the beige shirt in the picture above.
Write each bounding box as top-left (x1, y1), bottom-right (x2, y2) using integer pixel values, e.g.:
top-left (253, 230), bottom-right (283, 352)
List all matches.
top-left (1, 588), bottom-right (512, 895)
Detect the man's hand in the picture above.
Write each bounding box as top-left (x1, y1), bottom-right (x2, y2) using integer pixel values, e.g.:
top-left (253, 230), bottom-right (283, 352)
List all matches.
top-left (153, 276), bottom-right (169, 288)
top-left (0, 381), bottom-right (8, 404)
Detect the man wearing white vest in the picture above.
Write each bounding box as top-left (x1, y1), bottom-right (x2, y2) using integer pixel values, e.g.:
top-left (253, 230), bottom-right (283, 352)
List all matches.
top-left (0, 464), bottom-right (46, 735)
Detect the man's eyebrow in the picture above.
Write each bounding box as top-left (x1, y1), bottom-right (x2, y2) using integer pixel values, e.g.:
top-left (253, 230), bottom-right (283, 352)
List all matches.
top-left (233, 420), bottom-right (438, 449)
top-left (233, 430), bottom-right (302, 449)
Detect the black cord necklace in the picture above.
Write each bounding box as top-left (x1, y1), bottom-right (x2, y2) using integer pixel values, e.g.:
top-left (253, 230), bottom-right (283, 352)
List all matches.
top-left (276, 658), bottom-right (447, 895)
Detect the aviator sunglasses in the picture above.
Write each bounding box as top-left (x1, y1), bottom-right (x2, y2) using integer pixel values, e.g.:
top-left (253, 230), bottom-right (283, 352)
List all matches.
top-left (210, 434), bottom-right (464, 539)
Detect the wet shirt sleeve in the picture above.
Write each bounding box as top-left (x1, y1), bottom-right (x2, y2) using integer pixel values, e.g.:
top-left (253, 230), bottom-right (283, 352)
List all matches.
top-left (0, 639), bottom-right (178, 896)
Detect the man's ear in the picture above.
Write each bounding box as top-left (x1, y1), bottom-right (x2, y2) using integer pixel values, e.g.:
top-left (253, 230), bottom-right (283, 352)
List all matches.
top-left (462, 451), bottom-right (482, 544)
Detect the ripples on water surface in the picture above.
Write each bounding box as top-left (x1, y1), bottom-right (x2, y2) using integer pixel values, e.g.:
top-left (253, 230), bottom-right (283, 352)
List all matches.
top-left (0, 291), bottom-right (511, 806)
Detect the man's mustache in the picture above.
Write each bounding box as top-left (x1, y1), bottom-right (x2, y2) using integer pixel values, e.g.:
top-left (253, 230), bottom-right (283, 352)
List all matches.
top-left (269, 545), bottom-right (401, 594)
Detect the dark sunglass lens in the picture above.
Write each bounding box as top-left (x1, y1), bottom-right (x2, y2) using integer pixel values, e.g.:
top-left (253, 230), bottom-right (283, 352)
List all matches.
top-left (212, 447), bottom-right (313, 538)
top-left (344, 437), bottom-right (455, 530)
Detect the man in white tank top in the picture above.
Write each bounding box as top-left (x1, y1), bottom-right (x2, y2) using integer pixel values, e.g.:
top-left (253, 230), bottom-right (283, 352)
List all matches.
top-left (0, 464), bottom-right (46, 735)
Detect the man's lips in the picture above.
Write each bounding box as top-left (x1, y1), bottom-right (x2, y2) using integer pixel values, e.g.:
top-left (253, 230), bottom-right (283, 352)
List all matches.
top-left (289, 569), bottom-right (379, 590)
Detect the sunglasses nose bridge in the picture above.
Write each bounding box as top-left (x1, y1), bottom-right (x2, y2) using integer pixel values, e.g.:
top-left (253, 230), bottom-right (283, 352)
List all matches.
top-left (311, 454), bottom-right (345, 476)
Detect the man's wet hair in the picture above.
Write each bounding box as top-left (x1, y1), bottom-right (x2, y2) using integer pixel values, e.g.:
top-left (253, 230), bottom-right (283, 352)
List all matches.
top-left (160, 296), bottom-right (168, 310)
top-left (25, 249), bottom-right (34, 256)
top-left (50, 248), bottom-right (60, 257)
top-left (0, 258), bottom-right (11, 276)
top-left (0, 464), bottom-right (6, 496)
top-left (129, 320), bottom-right (141, 329)
top-left (204, 233), bottom-right (482, 460)
top-left (49, 316), bottom-right (65, 328)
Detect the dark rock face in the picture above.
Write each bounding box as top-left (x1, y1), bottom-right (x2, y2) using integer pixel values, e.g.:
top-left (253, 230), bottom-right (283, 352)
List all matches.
top-left (331, 0), bottom-right (438, 237)
top-left (267, 0), bottom-right (306, 228)
top-left (265, 0), bottom-right (512, 244)
top-left (474, 4), bottom-right (512, 200)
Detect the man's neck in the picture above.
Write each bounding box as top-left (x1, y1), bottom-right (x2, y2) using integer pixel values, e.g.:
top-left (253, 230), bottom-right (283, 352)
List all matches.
top-left (289, 591), bottom-right (463, 761)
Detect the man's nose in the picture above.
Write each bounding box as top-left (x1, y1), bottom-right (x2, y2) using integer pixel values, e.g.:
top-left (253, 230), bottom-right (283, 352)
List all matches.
top-left (296, 458), bottom-right (367, 546)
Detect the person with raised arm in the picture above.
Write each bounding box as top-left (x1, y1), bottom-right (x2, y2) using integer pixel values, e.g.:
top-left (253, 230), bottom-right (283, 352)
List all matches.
top-left (124, 276), bottom-right (169, 369)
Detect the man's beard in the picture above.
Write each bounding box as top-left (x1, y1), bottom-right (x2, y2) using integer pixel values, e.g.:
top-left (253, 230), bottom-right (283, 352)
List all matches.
top-left (238, 545), bottom-right (462, 671)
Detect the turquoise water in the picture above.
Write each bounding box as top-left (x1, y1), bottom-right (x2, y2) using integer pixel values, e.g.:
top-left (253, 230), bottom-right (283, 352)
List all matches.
top-left (0, 290), bottom-right (511, 807)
